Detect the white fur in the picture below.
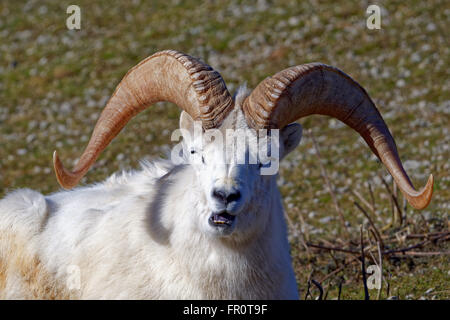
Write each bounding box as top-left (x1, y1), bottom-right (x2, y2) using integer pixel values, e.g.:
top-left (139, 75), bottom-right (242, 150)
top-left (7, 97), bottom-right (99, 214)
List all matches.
top-left (0, 87), bottom-right (301, 299)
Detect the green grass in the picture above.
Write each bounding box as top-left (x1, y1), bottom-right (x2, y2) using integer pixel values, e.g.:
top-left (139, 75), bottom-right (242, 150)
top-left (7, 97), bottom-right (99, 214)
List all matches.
top-left (0, 0), bottom-right (448, 299)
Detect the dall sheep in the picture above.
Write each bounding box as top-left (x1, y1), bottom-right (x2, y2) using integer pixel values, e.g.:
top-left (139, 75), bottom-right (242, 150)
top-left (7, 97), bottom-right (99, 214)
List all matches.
top-left (0, 50), bottom-right (433, 299)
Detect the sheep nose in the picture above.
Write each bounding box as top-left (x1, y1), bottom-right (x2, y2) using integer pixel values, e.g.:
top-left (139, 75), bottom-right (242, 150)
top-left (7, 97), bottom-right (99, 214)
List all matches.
top-left (212, 189), bottom-right (241, 205)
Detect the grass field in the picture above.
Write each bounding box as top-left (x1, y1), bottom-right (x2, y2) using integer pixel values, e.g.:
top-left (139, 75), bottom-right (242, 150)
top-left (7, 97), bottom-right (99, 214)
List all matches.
top-left (0, 0), bottom-right (448, 299)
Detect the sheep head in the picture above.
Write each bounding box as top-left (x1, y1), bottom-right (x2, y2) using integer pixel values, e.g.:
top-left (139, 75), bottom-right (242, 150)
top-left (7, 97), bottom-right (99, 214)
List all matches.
top-left (173, 105), bottom-right (303, 238)
top-left (53, 50), bottom-right (433, 225)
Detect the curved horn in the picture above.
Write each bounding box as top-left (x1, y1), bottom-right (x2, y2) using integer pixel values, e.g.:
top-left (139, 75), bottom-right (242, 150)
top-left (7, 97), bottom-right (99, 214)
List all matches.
top-left (242, 63), bottom-right (433, 210)
top-left (54, 50), bottom-right (233, 189)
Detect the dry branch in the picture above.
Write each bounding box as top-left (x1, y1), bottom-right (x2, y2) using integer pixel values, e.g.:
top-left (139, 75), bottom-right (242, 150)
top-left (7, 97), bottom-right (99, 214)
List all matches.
top-left (354, 201), bottom-right (384, 248)
top-left (360, 225), bottom-right (370, 300)
top-left (379, 173), bottom-right (403, 225)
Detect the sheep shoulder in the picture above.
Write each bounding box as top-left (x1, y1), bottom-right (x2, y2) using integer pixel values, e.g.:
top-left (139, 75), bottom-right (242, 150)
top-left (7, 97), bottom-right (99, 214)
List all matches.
top-left (0, 188), bottom-right (72, 299)
top-left (0, 160), bottom-right (169, 299)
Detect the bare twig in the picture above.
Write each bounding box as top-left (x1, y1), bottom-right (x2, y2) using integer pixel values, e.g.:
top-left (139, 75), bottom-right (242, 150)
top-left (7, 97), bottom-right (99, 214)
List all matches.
top-left (366, 229), bottom-right (381, 267)
top-left (406, 231), bottom-right (449, 239)
top-left (393, 180), bottom-right (401, 223)
top-left (390, 195), bottom-right (396, 225)
top-left (307, 242), bottom-right (360, 254)
top-left (360, 225), bottom-right (370, 300)
top-left (437, 234), bottom-right (450, 243)
top-left (298, 211), bottom-right (310, 242)
top-left (321, 238), bottom-right (336, 248)
top-left (298, 231), bottom-right (311, 256)
top-left (304, 282), bottom-right (311, 300)
top-left (376, 242), bottom-right (383, 300)
top-left (328, 251), bottom-right (340, 269)
top-left (352, 189), bottom-right (375, 215)
top-left (368, 182), bottom-right (376, 215)
top-left (284, 211), bottom-right (294, 229)
top-left (386, 273), bottom-right (391, 298)
top-left (296, 212), bottom-right (313, 259)
top-left (379, 174), bottom-right (403, 225)
top-left (304, 271), bottom-right (314, 300)
top-left (337, 277), bottom-right (344, 300)
top-left (390, 251), bottom-right (450, 257)
top-left (354, 201), bottom-right (384, 249)
top-left (311, 279), bottom-right (324, 300)
top-left (383, 233), bottom-right (449, 255)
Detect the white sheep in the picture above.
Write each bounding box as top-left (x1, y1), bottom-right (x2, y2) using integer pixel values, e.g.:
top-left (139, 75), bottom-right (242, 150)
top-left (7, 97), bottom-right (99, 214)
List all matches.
top-left (0, 50), bottom-right (433, 299)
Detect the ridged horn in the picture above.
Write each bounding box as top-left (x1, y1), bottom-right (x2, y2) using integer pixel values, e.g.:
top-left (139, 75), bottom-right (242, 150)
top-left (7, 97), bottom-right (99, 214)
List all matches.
top-left (242, 63), bottom-right (433, 210)
top-left (53, 50), bottom-right (233, 189)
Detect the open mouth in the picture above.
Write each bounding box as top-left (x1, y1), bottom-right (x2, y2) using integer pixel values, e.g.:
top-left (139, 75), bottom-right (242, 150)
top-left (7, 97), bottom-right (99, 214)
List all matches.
top-left (208, 211), bottom-right (236, 227)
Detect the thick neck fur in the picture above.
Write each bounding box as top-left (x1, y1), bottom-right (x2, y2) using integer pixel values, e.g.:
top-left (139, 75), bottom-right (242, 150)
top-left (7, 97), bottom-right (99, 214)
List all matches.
top-left (144, 164), bottom-right (298, 299)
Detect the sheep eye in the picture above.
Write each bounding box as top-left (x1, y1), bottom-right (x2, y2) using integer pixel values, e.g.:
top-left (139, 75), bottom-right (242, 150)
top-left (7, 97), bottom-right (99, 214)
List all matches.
top-left (190, 149), bottom-right (196, 154)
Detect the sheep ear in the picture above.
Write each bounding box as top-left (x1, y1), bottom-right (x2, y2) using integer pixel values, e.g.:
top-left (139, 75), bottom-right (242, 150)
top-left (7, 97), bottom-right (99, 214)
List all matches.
top-left (180, 111), bottom-right (195, 134)
top-left (280, 123), bottom-right (303, 157)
